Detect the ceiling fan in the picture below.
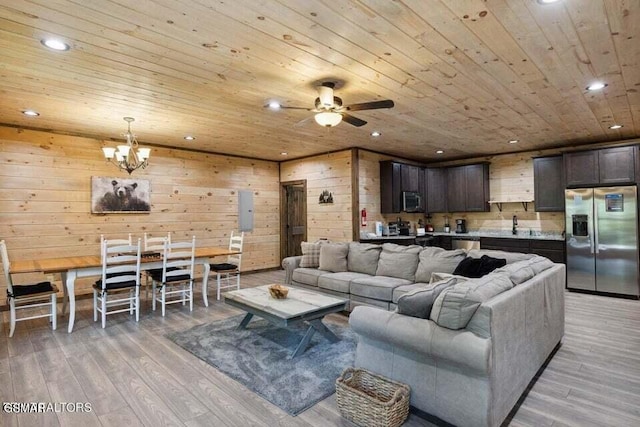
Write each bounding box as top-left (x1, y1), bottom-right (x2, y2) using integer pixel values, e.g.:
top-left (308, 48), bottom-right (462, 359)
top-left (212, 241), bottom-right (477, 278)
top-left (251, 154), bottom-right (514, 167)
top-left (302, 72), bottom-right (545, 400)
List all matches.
top-left (267, 82), bottom-right (394, 127)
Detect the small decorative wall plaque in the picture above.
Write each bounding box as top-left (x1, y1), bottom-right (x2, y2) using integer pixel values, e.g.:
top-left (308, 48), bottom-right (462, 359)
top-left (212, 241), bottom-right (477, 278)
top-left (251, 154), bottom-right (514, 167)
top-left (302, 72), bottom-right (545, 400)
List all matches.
top-left (319, 190), bottom-right (334, 204)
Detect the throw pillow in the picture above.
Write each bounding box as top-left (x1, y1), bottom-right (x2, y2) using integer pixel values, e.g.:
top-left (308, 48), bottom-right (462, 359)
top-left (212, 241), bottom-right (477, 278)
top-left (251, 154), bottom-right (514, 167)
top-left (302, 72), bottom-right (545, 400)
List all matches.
top-left (347, 243), bottom-right (382, 275)
top-left (397, 277), bottom-right (456, 319)
top-left (430, 272), bottom-right (513, 330)
top-left (453, 255), bottom-right (507, 278)
top-left (299, 241), bottom-right (323, 268)
top-left (467, 249), bottom-right (534, 264)
top-left (414, 248), bottom-right (467, 283)
top-left (375, 243), bottom-right (422, 281)
top-left (318, 243), bottom-right (349, 272)
top-left (430, 271), bottom-right (468, 285)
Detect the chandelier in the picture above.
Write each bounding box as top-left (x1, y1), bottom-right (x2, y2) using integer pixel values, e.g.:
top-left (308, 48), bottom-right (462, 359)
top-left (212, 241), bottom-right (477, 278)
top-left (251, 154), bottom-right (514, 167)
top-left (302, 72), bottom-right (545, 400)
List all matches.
top-left (101, 117), bottom-right (150, 174)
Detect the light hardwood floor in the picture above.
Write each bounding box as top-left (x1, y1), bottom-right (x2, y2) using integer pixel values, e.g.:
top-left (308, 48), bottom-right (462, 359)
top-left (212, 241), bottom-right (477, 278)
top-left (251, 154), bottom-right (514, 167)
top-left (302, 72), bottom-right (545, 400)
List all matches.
top-left (1, 270), bottom-right (639, 427)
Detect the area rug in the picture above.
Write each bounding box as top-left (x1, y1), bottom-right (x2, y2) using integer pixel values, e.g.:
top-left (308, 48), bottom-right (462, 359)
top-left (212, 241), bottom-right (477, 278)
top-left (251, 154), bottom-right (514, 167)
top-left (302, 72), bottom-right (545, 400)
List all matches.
top-left (166, 315), bottom-right (356, 415)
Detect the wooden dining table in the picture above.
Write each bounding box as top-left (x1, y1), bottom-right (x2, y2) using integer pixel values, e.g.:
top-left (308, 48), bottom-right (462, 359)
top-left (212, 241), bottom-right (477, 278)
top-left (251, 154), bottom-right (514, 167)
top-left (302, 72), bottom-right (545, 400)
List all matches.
top-left (9, 247), bottom-right (239, 333)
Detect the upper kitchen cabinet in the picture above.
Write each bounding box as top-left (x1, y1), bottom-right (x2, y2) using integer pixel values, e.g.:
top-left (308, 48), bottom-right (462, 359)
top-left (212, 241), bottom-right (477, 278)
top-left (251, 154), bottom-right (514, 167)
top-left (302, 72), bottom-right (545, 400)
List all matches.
top-left (447, 163), bottom-right (490, 212)
top-left (400, 164), bottom-right (423, 193)
top-left (564, 151), bottom-right (599, 187)
top-left (564, 146), bottom-right (636, 187)
top-left (598, 146), bottom-right (635, 184)
top-left (380, 161), bottom-right (402, 213)
top-left (425, 168), bottom-right (447, 213)
top-left (380, 161), bottom-right (425, 213)
top-left (534, 155), bottom-right (564, 212)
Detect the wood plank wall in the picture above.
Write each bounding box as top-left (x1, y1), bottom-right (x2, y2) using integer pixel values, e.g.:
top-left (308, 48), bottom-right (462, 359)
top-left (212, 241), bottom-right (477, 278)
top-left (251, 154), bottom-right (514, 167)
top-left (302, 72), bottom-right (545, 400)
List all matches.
top-left (0, 126), bottom-right (280, 298)
top-left (280, 151), bottom-right (353, 242)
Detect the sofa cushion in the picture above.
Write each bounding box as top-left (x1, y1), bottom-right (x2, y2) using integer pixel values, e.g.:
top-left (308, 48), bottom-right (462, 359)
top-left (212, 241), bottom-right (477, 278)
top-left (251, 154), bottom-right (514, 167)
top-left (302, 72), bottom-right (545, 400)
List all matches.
top-left (453, 255), bottom-right (506, 278)
top-left (429, 271), bottom-right (469, 284)
top-left (319, 243), bottom-right (349, 272)
top-left (397, 277), bottom-right (457, 319)
top-left (495, 255), bottom-right (554, 285)
top-left (317, 272), bottom-right (371, 293)
top-left (430, 272), bottom-right (513, 330)
top-left (392, 282), bottom-right (430, 304)
top-left (414, 248), bottom-right (467, 283)
top-left (299, 241), bottom-right (324, 268)
top-left (291, 268), bottom-right (330, 287)
top-left (348, 243), bottom-right (382, 275)
top-left (467, 249), bottom-right (534, 264)
top-left (351, 276), bottom-right (412, 301)
top-left (375, 243), bottom-right (422, 281)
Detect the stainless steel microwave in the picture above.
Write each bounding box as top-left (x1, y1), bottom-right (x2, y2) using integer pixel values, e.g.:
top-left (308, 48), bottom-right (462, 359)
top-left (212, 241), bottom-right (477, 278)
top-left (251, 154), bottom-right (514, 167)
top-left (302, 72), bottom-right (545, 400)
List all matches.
top-left (402, 191), bottom-right (423, 212)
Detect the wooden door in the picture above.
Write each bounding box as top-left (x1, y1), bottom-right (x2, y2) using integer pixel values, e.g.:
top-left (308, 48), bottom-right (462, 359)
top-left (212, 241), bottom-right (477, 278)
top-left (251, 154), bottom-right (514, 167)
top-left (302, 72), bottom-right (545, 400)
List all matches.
top-left (280, 180), bottom-right (307, 260)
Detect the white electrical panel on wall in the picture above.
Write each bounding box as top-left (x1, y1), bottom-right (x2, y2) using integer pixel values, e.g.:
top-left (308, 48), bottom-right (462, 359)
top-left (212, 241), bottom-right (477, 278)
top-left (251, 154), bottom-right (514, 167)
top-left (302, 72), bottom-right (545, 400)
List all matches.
top-left (238, 190), bottom-right (254, 232)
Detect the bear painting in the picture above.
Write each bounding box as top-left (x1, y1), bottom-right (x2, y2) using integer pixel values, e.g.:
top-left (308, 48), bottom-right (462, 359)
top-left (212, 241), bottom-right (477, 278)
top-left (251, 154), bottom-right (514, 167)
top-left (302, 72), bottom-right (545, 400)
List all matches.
top-left (92, 177), bottom-right (151, 213)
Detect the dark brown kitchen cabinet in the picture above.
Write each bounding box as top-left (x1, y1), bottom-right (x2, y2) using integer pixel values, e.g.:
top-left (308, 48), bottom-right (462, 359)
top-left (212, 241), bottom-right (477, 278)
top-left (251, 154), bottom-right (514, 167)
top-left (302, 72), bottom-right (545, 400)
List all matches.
top-left (447, 163), bottom-right (490, 212)
top-left (598, 146), bottom-right (635, 184)
top-left (380, 161), bottom-right (402, 213)
top-left (400, 164), bottom-right (422, 192)
top-left (380, 161), bottom-right (424, 213)
top-left (447, 166), bottom-right (467, 212)
top-left (564, 151), bottom-right (599, 187)
top-left (401, 164), bottom-right (425, 211)
top-left (564, 146), bottom-right (637, 187)
top-left (533, 155), bottom-right (564, 212)
top-left (425, 168), bottom-right (447, 213)
top-left (480, 237), bottom-right (565, 264)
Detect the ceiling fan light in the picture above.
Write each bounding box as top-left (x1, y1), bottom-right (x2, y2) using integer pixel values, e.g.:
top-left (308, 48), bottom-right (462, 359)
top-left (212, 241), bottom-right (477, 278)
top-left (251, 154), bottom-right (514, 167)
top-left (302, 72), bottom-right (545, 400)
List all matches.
top-left (314, 112), bottom-right (342, 127)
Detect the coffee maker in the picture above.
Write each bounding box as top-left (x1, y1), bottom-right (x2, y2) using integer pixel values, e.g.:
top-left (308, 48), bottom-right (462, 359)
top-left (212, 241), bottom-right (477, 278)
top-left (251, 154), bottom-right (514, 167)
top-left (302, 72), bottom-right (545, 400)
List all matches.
top-left (455, 219), bottom-right (467, 234)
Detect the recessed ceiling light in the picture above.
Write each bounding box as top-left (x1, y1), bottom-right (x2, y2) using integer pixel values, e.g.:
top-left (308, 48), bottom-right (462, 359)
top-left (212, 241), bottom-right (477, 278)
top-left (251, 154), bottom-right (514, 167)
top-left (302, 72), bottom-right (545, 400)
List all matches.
top-left (280, 152), bottom-right (288, 156)
top-left (509, 139), bottom-right (519, 144)
top-left (609, 124), bottom-right (623, 130)
top-left (435, 150), bottom-right (444, 154)
top-left (40, 38), bottom-right (70, 51)
top-left (586, 82), bottom-right (607, 91)
top-left (268, 101), bottom-right (281, 110)
top-left (370, 131), bottom-right (381, 137)
top-left (22, 110), bottom-right (40, 117)
top-left (537, 0), bottom-right (562, 4)
top-left (184, 135), bottom-right (196, 141)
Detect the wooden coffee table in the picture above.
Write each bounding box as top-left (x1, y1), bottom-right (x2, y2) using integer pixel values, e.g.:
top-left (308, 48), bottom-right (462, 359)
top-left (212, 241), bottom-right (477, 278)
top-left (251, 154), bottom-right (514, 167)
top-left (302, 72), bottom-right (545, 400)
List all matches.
top-left (223, 285), bottom-right (348, 358)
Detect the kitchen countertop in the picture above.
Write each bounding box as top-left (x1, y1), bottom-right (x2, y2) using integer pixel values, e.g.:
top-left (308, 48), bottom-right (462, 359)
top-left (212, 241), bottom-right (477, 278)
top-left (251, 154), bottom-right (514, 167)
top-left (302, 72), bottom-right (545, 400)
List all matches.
top-left (361, 230), bottom-right (564, 241)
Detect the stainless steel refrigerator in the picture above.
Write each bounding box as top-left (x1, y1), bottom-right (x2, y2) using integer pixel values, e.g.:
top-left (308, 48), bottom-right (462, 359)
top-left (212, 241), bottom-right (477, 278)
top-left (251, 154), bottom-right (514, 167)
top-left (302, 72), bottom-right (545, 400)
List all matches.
top-left (565, 186), bottom-right (639, 296)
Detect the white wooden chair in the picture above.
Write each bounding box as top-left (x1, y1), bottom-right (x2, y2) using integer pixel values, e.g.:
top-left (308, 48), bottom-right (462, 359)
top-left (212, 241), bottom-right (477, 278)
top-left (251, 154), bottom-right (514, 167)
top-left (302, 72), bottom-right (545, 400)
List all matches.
top-left (93, 238), bottom-right (141, 328)
top-left (0, 240), bottom-right (58, 337)
top-left (151, 236), bottom-right (196, 316)
top-left (210, 231), bottom-right (244, 300)
top-left (100, 233), bottom-right (133, 247)
top-left (143, 232), bottom-right (171, 298)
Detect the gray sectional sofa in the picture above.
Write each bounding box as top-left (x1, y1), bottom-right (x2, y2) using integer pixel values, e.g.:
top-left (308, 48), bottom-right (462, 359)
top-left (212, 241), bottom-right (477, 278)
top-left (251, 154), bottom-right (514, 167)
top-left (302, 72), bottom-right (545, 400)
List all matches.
top-left (282, 242), bottom-right (566, 427)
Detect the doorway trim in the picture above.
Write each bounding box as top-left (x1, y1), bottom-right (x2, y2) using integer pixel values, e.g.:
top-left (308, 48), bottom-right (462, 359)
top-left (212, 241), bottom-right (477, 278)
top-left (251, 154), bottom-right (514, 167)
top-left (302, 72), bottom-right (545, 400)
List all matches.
top-left (280, 179), bottom-right (307, 261)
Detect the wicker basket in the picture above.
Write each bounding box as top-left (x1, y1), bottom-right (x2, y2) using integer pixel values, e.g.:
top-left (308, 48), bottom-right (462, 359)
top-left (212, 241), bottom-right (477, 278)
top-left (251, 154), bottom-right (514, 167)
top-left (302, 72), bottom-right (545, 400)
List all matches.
top-left (336, 367), bottom-right (410, 427)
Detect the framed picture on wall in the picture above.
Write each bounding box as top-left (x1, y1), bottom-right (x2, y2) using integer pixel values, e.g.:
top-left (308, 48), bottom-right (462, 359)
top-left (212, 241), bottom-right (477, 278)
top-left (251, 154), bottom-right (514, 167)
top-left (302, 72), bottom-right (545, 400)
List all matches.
top-left (91, 177), bottom-right (151, 214)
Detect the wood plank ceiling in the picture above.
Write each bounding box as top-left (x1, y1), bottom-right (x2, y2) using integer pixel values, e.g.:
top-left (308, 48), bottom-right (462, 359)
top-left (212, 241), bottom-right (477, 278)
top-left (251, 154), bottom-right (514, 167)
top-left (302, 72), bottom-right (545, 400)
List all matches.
top-left (0, 0), bottom-right (638, 162)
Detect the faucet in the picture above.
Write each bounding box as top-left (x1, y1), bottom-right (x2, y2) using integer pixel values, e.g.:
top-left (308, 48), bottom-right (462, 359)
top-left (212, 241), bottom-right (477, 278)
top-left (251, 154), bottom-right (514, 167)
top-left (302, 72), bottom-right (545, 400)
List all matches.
top-left (512, 215), bottom-right (518, 235)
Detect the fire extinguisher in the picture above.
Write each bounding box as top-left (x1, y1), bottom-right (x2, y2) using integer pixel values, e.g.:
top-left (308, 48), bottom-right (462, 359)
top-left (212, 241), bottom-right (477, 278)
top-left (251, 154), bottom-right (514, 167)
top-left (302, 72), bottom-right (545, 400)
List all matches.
top-left (361, 208), bottom-right (367, 227)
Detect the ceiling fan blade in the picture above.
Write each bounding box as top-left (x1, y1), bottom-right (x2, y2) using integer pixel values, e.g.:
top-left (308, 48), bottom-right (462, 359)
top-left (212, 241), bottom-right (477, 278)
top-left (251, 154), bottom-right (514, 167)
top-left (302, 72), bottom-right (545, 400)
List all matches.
top-left (346, 100), bottom-right (395, 111)
top-left (341, 113), bottom-right (367, 127)
top-left (293, 116), bottom-right (314, 127)
top-left (263, 104), bottom-right (311, 111)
